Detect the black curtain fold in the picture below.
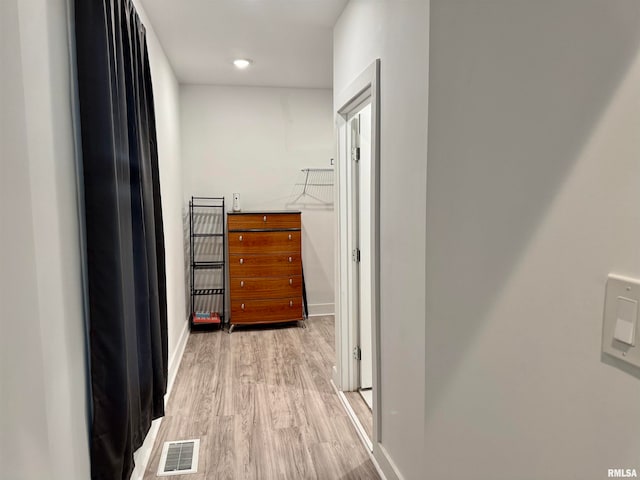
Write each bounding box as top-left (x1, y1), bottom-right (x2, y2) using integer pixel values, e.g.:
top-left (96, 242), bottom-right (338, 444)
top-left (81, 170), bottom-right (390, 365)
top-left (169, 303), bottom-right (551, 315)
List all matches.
top-left (74, 1), bottom-right (168, 478)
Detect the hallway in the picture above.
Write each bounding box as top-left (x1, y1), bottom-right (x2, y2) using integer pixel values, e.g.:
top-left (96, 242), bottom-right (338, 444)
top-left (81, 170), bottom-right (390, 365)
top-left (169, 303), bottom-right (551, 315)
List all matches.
top-left (143, 317), bottom-right (379, 479)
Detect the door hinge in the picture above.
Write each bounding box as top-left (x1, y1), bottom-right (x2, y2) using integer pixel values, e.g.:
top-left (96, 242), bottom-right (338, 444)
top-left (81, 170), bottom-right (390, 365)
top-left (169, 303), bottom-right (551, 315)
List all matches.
top-left (353, 346), bottom-right (362, 361)
top-left (351, 146), bottom-right (360, 162)
top-left (352, 248), bottom-right (361, 263)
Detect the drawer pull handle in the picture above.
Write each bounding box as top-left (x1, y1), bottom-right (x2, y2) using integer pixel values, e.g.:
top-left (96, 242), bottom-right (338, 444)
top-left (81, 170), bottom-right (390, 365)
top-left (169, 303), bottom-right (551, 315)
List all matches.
top-left (288, 256), bottom-right (292, 263)
top-left (239, 235), bottom-right (243, 242)
top-left (289, 300), bottom-right (293, 307)
top-left (263, 215), bottom-right (267, 222)
top-left (239, 258), bottom-right (244, 265)
top-left (241, 303), bottom-right (245, 310)
top-left (240, 281), bottom-right (244, 288)
top-left (289, 278), bottom-right (293, 285)
top-left (288, 234), bottom-right (292, 240)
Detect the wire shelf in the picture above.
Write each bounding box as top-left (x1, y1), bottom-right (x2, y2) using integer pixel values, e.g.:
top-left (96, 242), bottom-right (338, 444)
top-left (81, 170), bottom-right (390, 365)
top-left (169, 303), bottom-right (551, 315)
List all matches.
top-left (288, 168), bottom-right (334, 207)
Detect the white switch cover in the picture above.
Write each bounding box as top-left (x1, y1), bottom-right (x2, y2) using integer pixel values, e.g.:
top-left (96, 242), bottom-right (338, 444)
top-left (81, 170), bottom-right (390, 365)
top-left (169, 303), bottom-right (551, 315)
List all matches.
top-left (603, 275), bottom-right (640, 368)
top-left (614, 297), bottom-right (637, 345)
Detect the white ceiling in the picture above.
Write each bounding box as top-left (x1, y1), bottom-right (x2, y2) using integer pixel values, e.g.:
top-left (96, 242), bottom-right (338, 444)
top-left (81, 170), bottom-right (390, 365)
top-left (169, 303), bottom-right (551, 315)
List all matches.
top-left (138, 0), bottom-right (348, 89)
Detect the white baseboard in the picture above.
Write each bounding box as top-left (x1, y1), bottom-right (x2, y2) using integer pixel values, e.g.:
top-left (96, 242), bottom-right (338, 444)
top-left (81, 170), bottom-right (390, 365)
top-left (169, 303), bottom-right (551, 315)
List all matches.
top-left (131, 419), bottom-right (161, 479)
top-left (166, 319), bottom-right (190, 394)
top-left (130, 318), bottom-right (190, 480)
top-left (330, 380), bottom-right (389, 480)
top-left (333, 384), bottom-right (373, 451)
top-left (307, 302), bottom-right (335, 317)
top-left (374, 443), bottom-right (404, 480)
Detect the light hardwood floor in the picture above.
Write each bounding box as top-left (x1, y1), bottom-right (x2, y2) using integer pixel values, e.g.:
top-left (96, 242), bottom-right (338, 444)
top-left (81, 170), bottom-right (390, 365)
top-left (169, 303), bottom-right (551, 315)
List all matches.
top-left (143, 316), bottom-right (380, 480)
top-left (343, 391), bottom-right (373, 441)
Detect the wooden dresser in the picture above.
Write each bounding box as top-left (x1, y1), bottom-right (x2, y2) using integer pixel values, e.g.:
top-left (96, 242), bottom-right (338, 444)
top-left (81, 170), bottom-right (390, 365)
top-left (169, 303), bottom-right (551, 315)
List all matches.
top-left (227, 211), bottom-right (303, 330)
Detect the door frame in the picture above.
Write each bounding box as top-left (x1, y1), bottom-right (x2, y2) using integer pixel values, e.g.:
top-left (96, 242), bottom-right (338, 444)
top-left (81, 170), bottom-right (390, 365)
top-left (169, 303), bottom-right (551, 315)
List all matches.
top-left (334, 59), bottom-right (381, 443)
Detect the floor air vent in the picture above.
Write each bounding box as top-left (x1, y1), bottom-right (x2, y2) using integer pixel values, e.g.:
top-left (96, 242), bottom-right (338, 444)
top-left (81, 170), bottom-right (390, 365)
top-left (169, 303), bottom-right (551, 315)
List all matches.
top-left (157, 439), bottom-right (200, 476)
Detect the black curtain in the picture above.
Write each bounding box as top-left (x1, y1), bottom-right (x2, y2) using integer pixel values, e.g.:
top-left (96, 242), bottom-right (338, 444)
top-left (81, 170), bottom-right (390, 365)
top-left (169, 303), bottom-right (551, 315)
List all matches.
top-left (74, 1), bottom-right (168, 478)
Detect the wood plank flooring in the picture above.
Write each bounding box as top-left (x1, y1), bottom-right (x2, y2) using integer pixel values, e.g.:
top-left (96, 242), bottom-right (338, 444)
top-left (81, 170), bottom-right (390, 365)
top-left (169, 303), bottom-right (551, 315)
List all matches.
top-left (143, 317), bottom-right (379, 480)
top-left (344, 391), bottom-right (373, 441)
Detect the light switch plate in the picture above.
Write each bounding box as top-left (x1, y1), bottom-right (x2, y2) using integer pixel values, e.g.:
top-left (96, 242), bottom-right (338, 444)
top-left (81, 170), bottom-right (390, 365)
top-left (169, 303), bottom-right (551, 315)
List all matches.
top-left (613, 297), bottom-right (637, 345)
top-left (603, 274), bottom-right (640, 368)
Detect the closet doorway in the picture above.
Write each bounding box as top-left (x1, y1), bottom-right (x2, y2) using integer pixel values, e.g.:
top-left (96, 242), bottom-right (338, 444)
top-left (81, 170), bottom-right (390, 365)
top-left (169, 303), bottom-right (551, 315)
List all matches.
top-left (350, 101), bottom-right (373, 407)
top-left (334, 59), bottom-right (380, 451)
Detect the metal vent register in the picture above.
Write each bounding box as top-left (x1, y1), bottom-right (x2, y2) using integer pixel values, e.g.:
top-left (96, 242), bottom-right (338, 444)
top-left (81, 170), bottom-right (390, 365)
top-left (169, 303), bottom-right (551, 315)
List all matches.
top-left (157, 439), bottom-right (200, 476)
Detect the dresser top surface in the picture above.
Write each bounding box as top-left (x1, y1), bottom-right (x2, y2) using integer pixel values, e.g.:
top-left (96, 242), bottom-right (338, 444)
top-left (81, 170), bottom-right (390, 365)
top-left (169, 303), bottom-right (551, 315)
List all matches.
top-left (227, 210), bottom-right (301, 215)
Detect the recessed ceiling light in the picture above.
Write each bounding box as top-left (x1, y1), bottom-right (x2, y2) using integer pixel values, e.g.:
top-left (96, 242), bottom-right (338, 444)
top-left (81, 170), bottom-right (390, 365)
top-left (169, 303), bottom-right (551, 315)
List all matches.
top-left (233, 59), bottom-right (252, 69)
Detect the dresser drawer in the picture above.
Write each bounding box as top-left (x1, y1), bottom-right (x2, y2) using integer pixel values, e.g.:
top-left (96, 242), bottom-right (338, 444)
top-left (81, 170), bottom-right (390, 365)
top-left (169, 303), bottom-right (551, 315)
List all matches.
top-left (228, 230), bottom-right (301, 255)
top-left (228, 213), bottom-right (300, 231)
top-left (230, 275), bottom-right (302, 300)
top-left (231, 297), bottom-right (303, 324)
top-left (229, 254), bottom-right (301, 277)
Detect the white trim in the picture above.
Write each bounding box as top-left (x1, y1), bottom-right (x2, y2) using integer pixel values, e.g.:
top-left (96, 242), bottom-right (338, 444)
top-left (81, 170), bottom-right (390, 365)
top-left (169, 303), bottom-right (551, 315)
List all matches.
top-left (334, 58), bottom-right (382, 444)
top-left (166, 319), bottom-right (190, 394)
top-left (131, 420), bottom-right (161, 480)
top-left (346, 107), bottom-right (360, 392)
top-left (331, 381), bottom-right (387, 480)
top-left (333, 384), bottom-right (373, 451)
top-left (131, 318), bottom-right (190, 480)
top-left (307, 302), bottom-right (335, 317)
top-left (334, 112), bottom-right (350, 391)
top-left (373, 443), bottom-right (404, 480)
top-left (336, 61), bottom-right (379, 116)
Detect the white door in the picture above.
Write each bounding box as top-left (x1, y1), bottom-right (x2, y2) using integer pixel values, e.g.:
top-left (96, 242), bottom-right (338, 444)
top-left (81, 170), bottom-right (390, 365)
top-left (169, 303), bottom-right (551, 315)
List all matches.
top-left (350, 102), bottom-right (373, 393)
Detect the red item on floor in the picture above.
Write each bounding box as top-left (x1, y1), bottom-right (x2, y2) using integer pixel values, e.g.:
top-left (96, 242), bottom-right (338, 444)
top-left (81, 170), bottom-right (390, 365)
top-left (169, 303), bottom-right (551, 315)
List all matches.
top-left (192, 311), bottom-right (221, 324)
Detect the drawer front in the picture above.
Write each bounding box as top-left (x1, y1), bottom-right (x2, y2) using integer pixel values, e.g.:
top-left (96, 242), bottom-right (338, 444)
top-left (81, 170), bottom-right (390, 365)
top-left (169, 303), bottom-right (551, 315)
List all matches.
top-left (228, 231), bottom-right (301, 255)
top-left (231, 297), bottom-right (303, 324)
top-left (228, 213), bottom-right (300, 231)
top-left (230, 276), bottom-right (302, 300)
top-left (229, 254), bottom-right (301, 278)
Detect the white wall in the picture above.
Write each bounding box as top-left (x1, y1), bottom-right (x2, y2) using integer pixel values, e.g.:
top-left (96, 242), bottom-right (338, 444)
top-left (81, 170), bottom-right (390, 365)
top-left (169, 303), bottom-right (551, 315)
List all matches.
top-left (0, 0), bottom-right (90, 479)
top-left (131, 1), bottom-right (188, 477)
top-left (180, 85), bottom-right (335, 315)
top-left (426, 1), bottom-right (640, 479)
top-left (334, 2), bottom-right (429, 479)
top-left (0, 0), bottom-right (186, 478)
